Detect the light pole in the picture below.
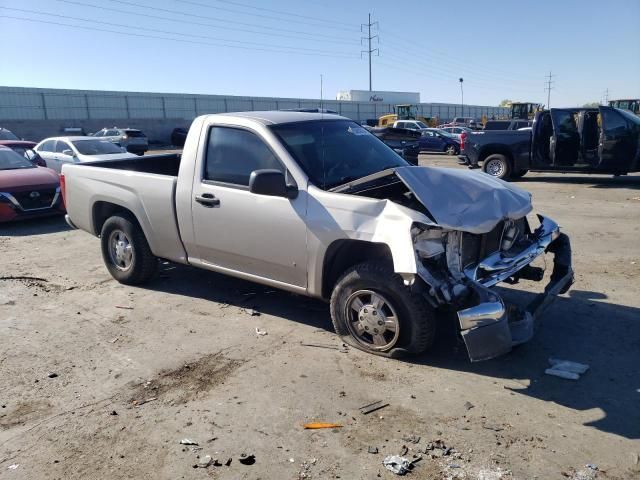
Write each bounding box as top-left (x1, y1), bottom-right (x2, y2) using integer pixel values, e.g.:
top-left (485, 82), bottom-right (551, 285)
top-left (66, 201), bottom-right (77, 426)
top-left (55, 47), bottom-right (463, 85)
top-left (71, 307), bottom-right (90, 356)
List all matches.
top-left (459, 77), bottom-right (464, 118)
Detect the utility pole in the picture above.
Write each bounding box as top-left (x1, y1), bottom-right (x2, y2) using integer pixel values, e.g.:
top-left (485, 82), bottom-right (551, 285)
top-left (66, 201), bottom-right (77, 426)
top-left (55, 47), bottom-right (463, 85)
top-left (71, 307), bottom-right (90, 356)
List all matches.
top-left (361, 13), bottom-right (379, 91)
top-left (459, 78), bottom-right (464, 117)
top-left (544, 71), bottom-right (555, 108)
top-left (603, 88), bottom-right (609, 105)
top-left (320, 74), bottom-right (323, 110)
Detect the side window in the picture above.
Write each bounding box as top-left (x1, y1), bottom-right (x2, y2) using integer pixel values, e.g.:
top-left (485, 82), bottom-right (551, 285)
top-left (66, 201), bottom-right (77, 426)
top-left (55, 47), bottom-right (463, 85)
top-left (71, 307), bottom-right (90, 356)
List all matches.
top-left (55, 140), bottom-right (71, 153)
top-left (602, 110), bottom-right (627, 136)
top-left (105, 130), bottom-right (117, 136)
top-left (39, 140), bottom-right (55, 152)
top-left (205, 127), bottom-right (284, 186)
top-left (93, 130), bottom-right (103, 137)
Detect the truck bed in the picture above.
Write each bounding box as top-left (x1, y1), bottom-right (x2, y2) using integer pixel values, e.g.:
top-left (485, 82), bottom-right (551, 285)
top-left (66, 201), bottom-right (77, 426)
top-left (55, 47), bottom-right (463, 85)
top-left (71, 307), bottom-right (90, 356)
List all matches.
top-left (82, 153), bottom-right (181, 176)
top-left (62, 153), bottom-right (187, 264)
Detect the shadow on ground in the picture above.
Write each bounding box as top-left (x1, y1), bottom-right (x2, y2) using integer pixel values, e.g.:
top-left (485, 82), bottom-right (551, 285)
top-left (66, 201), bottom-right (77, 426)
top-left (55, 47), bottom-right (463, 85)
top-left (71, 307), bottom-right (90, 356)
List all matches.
top-left (418, 287), bottom-right (640, 440)
top-left (147, 262), bottom-right (639, 440)
top-left (515, 174), bottom-right (640, 190)
top-left (0, 215), bottom-right (70, 237)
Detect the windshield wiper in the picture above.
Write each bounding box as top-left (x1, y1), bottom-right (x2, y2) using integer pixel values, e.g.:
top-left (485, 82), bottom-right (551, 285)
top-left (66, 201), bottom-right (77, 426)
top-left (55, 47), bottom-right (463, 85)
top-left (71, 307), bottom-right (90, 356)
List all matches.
top-left (329, 167), bottom-right (399, 193)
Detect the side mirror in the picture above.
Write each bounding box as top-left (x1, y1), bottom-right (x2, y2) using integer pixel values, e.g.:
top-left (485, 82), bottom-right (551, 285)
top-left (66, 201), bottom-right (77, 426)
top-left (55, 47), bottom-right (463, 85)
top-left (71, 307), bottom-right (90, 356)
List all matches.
top-left (62, 149), bottom-right (75, 157)
top-left (249, 169), bottom-right (297, 199)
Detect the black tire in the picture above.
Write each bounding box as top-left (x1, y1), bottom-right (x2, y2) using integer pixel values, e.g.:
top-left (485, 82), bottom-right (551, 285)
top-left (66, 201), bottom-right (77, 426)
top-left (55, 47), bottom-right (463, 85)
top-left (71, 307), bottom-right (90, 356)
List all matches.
top-left (100, 214), bottom-right (158, 285)
top-left (482, 154), bottom-right (512, 180)
top-left (511, 169), bottom-right (528, 179)
top-left (330, 260), bottom-right (436, 358)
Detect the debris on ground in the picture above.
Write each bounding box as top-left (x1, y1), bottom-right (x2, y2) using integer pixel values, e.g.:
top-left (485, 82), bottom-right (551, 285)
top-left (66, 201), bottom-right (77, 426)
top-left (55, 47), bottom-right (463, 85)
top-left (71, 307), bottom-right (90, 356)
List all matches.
top-left (382, 455), bottom-right (414, 475)
top-left (255, 327), bottom-right (268, 336)
top-left (402, 434), bottom-right (421, 444)
top-left (109, 410), bottom-right (118, 416)
top-left (132, 397), bottom-right (157, 407)
top-left (300, 342), bottom-right (349, 352)
top-left (225, 458), bottom-right (232, 466)
top-left (47, 372), bottom-right (58, 378)
top-left (298, 458), bottom-right (317, 478)
top-left (482, 423), bottom-right (504, 432)
top-left (7, 464), bottom-right (19, 470)
top-left (250, 309), bottom-right (261, 316)
top-left (238, 453), bottom-right (256, 465)
top-left (585, 464), bottom-right (598, 471)
top-left (114, 305), bottom-right (134, 310)
top-left (424, 439), bottom-right (455, 458)
top-left (303, 422), bottom-right (343, 429)
top-left (399, 445), bottom-right (408, 456)
top-left (196, 455), bottom-right (214, 468)
top-left (545, 358), bottom-right (590, 380)
top-left (359, 400), bottom-right (389, 415)
top-left (368, 446), bottom-right (379, 454)
top-left (464, 401), bottom-right (475, 410)
top-left (180, 438), bottom-right (198, 445)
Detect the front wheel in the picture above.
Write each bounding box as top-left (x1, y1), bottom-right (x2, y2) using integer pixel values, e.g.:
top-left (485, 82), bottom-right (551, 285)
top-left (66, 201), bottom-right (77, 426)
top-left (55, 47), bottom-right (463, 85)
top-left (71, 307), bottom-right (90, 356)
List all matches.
top-left (483, 154), bottom-right (512, 180)
top-left (330, 261), bottom-right (436, 358)
top-left (100, 214), bottom-right (158, 285)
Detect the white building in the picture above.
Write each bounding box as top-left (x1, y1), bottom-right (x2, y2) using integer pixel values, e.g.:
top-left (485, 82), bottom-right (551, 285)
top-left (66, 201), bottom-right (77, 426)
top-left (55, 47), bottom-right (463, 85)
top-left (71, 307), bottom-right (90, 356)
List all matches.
top-left (336, 90), bottom-right (420, 104)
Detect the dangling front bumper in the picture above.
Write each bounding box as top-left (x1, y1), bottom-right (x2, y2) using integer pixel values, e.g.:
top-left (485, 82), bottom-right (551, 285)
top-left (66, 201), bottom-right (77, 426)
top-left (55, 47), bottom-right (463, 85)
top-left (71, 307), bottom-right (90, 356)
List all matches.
top-left (455, 216), bottom-right (573, 362)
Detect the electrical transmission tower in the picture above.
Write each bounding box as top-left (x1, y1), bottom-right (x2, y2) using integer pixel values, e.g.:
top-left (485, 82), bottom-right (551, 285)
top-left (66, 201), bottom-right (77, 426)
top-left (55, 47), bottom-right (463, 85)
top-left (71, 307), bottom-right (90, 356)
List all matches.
top-left (602, 88), bottom-right (610, 105)
top-left (544, 71), bottom-right (555, 108)
top-left (361, 13), bottom-right (379, 91)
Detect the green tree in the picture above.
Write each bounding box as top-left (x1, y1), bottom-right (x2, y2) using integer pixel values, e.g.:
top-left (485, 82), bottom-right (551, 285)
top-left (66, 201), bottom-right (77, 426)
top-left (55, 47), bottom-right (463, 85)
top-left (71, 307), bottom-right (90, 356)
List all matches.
top-left (499, 99), bottom-right (512, 107)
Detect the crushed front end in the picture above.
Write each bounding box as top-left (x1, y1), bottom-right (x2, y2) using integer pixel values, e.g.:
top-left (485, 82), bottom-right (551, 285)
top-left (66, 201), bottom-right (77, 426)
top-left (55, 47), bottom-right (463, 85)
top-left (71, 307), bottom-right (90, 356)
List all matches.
top-left (412, 214), bottom-right (573, 361)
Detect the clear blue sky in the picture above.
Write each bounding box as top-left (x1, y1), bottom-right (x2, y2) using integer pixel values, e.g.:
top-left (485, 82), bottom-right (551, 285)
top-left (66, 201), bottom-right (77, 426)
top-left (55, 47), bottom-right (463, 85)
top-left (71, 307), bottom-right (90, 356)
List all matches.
top-left (1, 0), bottom-right (638, 107)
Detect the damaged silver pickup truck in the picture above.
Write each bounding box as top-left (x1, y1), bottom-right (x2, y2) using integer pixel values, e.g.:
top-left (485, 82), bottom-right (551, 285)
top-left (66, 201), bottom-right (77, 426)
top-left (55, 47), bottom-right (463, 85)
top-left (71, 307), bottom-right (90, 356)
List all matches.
top-left (61, 111), bottom-right (573, 361)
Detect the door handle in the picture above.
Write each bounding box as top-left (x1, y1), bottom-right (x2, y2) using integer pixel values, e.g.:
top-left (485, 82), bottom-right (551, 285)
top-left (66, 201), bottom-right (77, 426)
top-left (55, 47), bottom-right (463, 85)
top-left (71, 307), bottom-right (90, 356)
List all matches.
top-left (195, 193), bottom-right (220, 207)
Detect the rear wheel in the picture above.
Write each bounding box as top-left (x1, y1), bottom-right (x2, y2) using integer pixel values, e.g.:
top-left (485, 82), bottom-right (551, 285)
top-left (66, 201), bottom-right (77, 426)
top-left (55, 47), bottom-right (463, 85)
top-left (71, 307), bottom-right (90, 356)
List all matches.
top-left (330, 260), bottom-right (436, 358)
top-left (483, 154), bottom-right (512, 180)
top-left (100, 214), bottom-right (158, 285)
top-left (445, 144), bottom-right (458, 156)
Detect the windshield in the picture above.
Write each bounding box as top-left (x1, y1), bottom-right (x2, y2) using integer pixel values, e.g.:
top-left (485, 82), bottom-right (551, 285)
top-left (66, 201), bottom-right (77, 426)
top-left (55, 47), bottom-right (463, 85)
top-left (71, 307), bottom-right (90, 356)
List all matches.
top-left (270, 120), bottom-right (409, 190)
top-left (617, 108), bottom-right (640, 126)
top-left (434, 128), bottom-right (456, 138)
top-left (0, 149), bottom-right (35, 170)
top-left (415, 121), bottom-right (428, 129)
top-left (71, 139), bottom-right (124, 155)
top-left (0, 129), bottom-right (19, 141)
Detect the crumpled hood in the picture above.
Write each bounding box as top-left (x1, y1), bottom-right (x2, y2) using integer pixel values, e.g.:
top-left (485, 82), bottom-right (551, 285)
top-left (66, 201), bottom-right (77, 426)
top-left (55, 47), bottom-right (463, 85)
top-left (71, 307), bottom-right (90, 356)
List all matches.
top-left (394, 166), bottom-right (532, 234)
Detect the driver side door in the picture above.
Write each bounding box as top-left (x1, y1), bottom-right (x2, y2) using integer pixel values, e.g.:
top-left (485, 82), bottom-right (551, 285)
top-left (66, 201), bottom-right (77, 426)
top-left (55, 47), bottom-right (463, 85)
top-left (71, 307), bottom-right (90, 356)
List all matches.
top-left (190, 125), bottom-right (308, 288)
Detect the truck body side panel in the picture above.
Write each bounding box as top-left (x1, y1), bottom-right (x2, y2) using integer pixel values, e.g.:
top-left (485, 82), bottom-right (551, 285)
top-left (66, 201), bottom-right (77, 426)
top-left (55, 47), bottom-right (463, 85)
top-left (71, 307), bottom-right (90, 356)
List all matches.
top-left (63, 164), bottom-right (187, 264)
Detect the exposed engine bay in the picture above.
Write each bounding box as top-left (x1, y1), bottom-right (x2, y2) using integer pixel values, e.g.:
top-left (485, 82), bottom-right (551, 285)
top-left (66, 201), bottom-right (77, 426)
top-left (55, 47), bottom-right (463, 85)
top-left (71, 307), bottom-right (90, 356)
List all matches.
top-left (334, 166), bottom-right (574, 361)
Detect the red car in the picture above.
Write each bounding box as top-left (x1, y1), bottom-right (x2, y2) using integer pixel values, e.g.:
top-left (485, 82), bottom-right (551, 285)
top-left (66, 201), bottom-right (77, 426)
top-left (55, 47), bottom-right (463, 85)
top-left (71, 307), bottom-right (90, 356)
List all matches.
top-left (0, 146), bottom-right (64, 222)
top-left (0, 140), bottom-right (45, 167)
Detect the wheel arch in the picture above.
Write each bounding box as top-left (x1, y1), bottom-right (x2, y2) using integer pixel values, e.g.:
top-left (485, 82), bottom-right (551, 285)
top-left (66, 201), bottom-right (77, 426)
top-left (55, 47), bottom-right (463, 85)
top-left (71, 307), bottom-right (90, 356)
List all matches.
top-left (321, 239), bottom-right (393, 299)
top-left (478, 146), bottom-right (515, 166)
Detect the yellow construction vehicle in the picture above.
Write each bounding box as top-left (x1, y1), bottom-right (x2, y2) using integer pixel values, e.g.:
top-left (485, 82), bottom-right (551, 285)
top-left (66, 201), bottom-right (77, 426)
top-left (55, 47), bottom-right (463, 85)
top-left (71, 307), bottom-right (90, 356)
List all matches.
top-left (510, 102), bottom-right (543, 120)
top-left (378, 104), bottom-right (437, 127)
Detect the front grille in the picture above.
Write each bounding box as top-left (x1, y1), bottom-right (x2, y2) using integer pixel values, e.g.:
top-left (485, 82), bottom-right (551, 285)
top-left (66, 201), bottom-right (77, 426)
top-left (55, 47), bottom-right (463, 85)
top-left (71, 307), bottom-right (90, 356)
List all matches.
top-left (460, 218), bottom-right (529, 269)
top-left (12, 188), bottom-right (56, 210)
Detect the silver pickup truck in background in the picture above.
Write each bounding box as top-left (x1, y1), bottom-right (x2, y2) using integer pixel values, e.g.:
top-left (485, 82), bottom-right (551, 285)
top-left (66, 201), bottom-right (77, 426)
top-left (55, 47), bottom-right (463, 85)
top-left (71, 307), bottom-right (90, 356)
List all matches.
top-left (62, 111), bottom-right (573, 361)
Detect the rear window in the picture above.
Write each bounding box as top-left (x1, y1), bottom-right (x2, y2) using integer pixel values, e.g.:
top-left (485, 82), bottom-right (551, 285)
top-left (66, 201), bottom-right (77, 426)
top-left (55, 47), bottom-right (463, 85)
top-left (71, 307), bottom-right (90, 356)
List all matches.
top-left (125, 130), bottom-right (146, 137)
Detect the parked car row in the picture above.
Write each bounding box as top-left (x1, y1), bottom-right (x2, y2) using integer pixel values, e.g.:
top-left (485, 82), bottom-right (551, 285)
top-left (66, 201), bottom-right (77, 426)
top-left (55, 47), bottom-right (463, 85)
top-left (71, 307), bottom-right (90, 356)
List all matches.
top-left (0, 146), bottom-right (64, 223)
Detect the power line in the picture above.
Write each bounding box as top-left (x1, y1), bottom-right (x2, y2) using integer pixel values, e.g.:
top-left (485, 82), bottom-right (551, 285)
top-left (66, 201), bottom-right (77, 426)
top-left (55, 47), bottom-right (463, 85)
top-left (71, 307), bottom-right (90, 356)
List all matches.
top-left (53, 0), bottom-right (358, 44)
top-left (0, 7), bottom-right (358, 56)
top-left (173, 0), bottom-right (358, 30)
top-left (0, 15), bottom-right (361, 59)
top-left (361, 13), bottom-right (379, 91)
top-left (545, 71), bottom-right (555, 108)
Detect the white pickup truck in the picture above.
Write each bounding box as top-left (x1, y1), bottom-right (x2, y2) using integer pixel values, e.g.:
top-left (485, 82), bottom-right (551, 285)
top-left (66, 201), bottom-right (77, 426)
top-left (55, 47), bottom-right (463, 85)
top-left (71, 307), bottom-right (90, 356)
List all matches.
top-left (62, 111), bottom-right (573, 361)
